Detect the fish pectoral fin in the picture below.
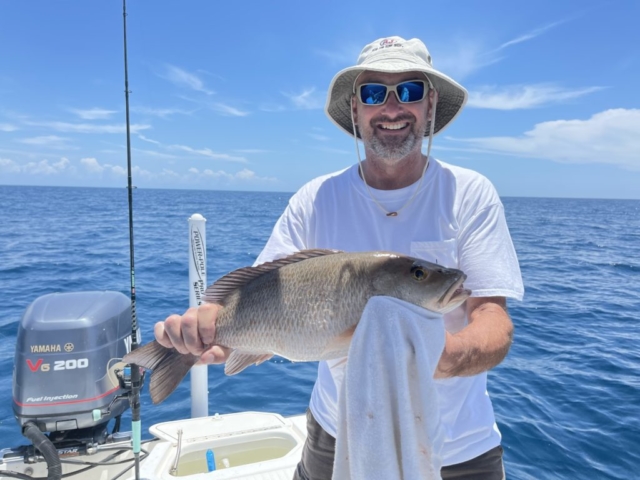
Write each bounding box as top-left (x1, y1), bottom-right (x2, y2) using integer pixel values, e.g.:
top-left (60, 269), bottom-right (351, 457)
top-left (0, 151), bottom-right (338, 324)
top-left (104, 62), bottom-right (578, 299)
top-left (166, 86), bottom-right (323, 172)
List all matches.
top-left (320, 325), bottom-right (356, 359)
top-left (224, 350), bottom-right (273, 376)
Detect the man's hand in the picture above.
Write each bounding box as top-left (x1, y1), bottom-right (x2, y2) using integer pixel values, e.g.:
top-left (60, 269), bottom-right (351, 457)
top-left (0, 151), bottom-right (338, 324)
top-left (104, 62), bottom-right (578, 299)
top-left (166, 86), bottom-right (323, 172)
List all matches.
top-left (154, 303), bottom-right (231, 364)
top-left (434, 296), bottom-right (513, 379)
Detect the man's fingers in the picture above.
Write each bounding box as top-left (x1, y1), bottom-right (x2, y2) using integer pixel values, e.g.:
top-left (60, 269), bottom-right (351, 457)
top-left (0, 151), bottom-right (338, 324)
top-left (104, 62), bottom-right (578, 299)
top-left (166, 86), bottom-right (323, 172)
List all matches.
top-left (196, 304), bottom-right (228, 364)
top-left (154, 304), bottom-right (222, 357)
top-left (154, 322), bottom-right (173, 349)
top-left (162, 310), bottom-right (193, 354)
top-left (181, 308), bottom-right (205, 355)
top-left (198, 345), bottom-right (232, 365)
top-left (197, 303), bottom-right (220, 345)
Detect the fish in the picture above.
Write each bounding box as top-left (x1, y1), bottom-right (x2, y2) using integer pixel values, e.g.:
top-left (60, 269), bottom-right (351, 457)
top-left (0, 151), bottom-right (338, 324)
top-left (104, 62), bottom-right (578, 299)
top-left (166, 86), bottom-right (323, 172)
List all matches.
top-left (123, 249), bottom-right (470, 404)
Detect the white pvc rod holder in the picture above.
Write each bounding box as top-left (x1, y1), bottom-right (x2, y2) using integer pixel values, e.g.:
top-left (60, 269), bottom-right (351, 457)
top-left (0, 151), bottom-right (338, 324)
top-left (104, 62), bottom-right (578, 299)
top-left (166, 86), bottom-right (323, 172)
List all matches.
top-left (188, 213), bottom-right (208, 418)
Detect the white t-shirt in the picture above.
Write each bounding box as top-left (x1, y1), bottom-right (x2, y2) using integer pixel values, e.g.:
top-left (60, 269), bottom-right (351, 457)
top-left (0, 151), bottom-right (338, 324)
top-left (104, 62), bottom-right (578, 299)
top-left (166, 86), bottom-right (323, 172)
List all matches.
top-left (255, 159), bottom-right (524, 466)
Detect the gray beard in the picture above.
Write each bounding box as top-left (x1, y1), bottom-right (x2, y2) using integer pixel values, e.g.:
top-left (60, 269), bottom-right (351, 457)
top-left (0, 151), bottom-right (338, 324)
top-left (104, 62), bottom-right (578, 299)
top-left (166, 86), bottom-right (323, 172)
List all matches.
top-left (368, 129), bottom-right (420, 162)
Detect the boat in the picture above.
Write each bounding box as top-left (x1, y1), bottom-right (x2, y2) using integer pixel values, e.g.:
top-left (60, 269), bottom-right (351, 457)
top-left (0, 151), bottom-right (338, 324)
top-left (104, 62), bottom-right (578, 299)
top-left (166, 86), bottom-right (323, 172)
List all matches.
top-left (0, 2), bottom-right (307, 479)
top-left (1, 215), bottom-right (308, 480)
top-left (1, 410), bottom-right (308, 479)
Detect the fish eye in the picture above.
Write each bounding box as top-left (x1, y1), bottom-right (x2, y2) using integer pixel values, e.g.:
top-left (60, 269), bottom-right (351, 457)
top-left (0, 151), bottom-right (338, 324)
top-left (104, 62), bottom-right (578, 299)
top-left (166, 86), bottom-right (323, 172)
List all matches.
top-left (410, 266), bottom-right (428, 281)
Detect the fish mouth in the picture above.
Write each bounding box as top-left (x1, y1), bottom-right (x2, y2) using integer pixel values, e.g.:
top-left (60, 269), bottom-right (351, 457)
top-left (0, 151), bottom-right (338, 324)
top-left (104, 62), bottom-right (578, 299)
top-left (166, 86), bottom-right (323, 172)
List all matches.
top-left (439, 275), bottom-right (471, 309)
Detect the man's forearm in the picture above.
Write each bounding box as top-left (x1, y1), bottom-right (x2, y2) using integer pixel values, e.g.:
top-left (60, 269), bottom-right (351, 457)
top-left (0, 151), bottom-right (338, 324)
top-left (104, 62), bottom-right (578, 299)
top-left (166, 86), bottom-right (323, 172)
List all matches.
top-left (435, 297), bottom-right (513, 378)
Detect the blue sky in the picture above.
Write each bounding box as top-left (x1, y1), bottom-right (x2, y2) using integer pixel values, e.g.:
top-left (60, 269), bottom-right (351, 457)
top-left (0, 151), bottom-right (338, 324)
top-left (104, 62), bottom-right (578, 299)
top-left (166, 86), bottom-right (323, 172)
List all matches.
top-left (1, 0), bottom-right (638, 199)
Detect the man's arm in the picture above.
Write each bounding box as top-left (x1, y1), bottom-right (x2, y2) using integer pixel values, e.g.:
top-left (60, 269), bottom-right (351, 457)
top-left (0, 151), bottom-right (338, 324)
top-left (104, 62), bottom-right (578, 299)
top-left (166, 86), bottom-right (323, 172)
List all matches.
top-left (434, 296), bottom-right (513, 379)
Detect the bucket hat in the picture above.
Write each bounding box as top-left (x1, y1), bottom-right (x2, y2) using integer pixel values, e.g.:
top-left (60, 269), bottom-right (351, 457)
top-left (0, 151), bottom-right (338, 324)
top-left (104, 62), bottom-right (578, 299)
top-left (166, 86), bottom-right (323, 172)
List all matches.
top-left (325, 36), bottom-right (468, 138)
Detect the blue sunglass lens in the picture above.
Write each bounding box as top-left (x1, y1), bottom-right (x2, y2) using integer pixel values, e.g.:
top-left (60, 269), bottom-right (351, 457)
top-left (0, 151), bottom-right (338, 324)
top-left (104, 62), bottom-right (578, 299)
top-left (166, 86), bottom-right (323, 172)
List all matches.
top-left (360, 84), bottom-right (388, 105)
top-left (360, 81), bottom-right (425, 104)
top-left (397, 82), bottom-right (425, 102)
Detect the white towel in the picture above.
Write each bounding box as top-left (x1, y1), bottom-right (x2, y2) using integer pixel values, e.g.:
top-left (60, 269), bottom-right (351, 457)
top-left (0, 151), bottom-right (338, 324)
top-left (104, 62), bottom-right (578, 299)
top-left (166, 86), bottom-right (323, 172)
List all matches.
top-left (332, 296), bottom-right (446, 480)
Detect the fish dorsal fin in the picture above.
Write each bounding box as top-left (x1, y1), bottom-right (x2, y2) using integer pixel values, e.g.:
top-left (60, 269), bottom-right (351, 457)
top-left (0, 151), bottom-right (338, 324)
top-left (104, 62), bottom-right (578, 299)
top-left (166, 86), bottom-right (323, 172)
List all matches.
top-left (204, 249), bottom-right (341, 305)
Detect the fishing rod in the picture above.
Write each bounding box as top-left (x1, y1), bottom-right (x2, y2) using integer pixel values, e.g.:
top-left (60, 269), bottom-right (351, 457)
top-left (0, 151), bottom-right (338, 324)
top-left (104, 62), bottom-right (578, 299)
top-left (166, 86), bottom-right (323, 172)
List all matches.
top-left (122, 0), bottom-right (142, 479)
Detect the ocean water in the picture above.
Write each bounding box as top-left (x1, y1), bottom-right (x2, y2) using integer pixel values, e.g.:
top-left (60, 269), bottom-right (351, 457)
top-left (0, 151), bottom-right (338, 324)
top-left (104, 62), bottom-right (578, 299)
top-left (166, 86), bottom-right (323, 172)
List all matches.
top-left (0, 185), bottom-right (638, 479)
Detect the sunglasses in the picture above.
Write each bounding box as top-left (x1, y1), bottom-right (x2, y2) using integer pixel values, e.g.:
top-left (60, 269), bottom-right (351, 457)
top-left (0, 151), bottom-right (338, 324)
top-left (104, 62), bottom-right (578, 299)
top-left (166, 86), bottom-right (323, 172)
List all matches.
top-left (357, 80), bottom-right (427, 105)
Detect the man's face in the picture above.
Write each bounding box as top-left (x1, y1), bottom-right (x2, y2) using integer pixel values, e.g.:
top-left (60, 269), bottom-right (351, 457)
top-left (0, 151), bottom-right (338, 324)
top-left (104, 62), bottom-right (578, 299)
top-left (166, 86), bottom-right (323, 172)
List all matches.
top-left (352, 71), bottom-right (431, 163)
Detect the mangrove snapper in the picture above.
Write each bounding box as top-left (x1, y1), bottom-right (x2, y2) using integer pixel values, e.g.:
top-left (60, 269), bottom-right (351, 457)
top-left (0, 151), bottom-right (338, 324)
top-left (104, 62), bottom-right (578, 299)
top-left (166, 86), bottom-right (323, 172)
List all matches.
top-left (124, 249), bottom-right (470, 404)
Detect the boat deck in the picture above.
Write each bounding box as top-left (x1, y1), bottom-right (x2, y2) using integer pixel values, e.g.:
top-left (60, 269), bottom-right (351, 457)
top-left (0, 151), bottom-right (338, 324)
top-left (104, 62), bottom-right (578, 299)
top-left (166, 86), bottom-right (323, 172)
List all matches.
top-left (0, 412), bottom-right (307, 480)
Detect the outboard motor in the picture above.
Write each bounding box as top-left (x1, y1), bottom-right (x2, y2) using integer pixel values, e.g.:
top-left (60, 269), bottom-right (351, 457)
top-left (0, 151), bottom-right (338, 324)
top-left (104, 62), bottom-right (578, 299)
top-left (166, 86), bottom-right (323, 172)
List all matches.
top-left (12, 291), bottom-right (135, 453)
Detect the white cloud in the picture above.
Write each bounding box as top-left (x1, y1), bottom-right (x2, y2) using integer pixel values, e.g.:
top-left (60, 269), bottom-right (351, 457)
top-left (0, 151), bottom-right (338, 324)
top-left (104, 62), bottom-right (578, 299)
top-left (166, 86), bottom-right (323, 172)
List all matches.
top-left (199, 168), bottom-right (233, 181)
top-left (282, 88), bottom-right (325, 110)
top-left (196, 69), bottom-right (225, 81)
top-left (17, 135), bottom-right (73, 149)
top-left (70, 108), bottom-right (117, 120)
top-left (3, 156), bottom-right (275, 184)
top-left (132, 147), bottom-right (178, 159)
top-left (0, 158), bottom-right (21, 172)
top-left (0, 157), bottom-right (132, 177)
top-left (175, 94), bottom-right (202, 105)
top-left (137, 134), bottom-right (161, 145)
top-left (80, 157), bottom-right (104, 173)
top-left (210, 103), bottom-right (249, 117)
top-left (448, 108), bottom-right (640, 170)
top-left (110, 164), bottom-right (127, 176)
top-left (315, 44), bottom-right (362, 66)
top-left (18, 135), bottom-right (66, 145)
top-left (131, 106), bottom-right (191, 118)
top-left (434, 19), bottom-right (565, 79)
top-left (136, 135), bottom-right (235, 160)
top-left (79, 156), bottom-right (150, 177)
top-left (23, 120), bottom-right (151, 134)
top-left (432, 39), bottom-right (502, 80)
top-left (132, 135), bottom-right (178, 158)
top-left (467, 84), bottom-right (604, 110)
top-left (162, 65), bottom-right (214, 95)
top-left (159, 168), bottom-right (181, 178)
top-left (234, 149), bottom-right (268, 154)
top-left (309, 133), bottom-right (330, 142)
top-left (170, 144), bottom-right (247, 163)
top-left (172, 94), bottom-right (248, 116)
top-left (22, 157), bottom-right (71, 175)
top-left (496, 21), bottom-right (564, 51)
top-left (1, 157), bottom-right (72, 175)
top-left (0, 123), bottom-right (18, 132)
top-left (259, 103), bottom-right (287, 113)
top-left (189, 167), bottom-right (276, 183)
top-left (235, 168), bottom-right (258, 180)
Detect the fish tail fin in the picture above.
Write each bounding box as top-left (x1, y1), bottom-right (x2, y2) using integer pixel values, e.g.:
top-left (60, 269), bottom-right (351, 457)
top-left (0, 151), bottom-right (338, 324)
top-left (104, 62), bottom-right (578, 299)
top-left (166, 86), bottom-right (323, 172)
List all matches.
top-left (123, 340), bottom-right (171, 370)
top-left (149, 349), bottom-right (197, 404)
top-left (123, 341), bottom-right (198, 405)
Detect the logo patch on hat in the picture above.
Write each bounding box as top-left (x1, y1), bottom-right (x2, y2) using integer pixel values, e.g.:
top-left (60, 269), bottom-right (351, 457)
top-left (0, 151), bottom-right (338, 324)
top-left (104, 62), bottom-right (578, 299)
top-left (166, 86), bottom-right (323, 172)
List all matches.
top-left (371, 38), bottom-right (404, 54)
top-left (380, 38), bottom-right (397, 47)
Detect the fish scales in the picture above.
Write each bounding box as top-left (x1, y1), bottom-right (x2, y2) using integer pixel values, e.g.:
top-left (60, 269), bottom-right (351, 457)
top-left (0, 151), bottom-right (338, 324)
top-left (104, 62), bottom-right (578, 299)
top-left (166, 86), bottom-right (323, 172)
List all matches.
top-left (123, 250), bottom-right (470, 404)
top-left (213, 253), bottom-right (379, 361)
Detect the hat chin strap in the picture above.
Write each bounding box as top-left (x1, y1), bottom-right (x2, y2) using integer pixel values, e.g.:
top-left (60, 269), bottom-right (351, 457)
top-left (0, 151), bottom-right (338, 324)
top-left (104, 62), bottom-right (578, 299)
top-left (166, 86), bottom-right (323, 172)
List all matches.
top-left (350, 86), bottom-right (437, 217)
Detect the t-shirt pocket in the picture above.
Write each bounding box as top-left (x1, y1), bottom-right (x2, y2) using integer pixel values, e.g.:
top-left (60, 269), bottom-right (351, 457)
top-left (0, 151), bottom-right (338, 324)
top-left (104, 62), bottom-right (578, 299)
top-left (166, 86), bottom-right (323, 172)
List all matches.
top-left (410, 239), bottom-right (458, 269)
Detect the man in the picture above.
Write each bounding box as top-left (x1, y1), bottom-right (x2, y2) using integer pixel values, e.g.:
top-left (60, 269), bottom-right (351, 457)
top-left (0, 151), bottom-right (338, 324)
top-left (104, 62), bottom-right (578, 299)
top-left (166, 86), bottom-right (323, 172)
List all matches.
top-left (156, 36), bottom-right (524, 479)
